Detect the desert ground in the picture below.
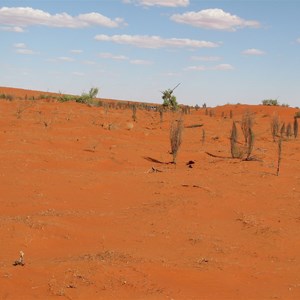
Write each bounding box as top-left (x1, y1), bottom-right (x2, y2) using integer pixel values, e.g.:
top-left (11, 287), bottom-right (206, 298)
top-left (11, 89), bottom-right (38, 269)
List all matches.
top-left (0, 87), bottom-right (299, 300)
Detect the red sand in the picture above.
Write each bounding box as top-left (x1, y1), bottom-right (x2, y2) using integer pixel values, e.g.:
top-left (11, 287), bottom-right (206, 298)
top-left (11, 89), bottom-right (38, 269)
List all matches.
top-left (0, 87), bottom-right (299, 299)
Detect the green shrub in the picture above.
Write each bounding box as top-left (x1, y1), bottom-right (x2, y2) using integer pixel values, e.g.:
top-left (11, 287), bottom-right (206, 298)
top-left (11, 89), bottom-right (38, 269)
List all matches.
top-left (162, 87), bottom-right (179, 111)
top-left (0, 94), bottom-right (14, 101)
top-left (262, 99), bottom-right (279, 106)
top-left (57, 94), bottom-right (74, 102)
top-left (76, 87), bottom-right (99, 104)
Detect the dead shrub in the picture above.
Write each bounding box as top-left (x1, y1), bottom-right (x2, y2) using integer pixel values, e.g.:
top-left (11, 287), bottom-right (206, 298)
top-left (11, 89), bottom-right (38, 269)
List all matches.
top-left (277, 137), bottom-right (282, 176)
top-left (159, 107), bottom-right (163, 124)
top-left (271, 113), bottom-right (280, 141)
top-left (280, 122), bottom-right (286, 137)
top-left (132, 105), bottom-right (137, 122)
top-left (170, 119), bottom-right (183, 164)
top-left (286, 123), bottom-right (292, 139)
top-left (230, 121), bottom-right (242, 158)
top-left (201, 128), bottom-right (205, 146)
top-left (241, 110), bottom-right (253, 144)
top-left (294, 117), bottom-right (298, 138)
top-left (246, 127), bottom-right (255, 160)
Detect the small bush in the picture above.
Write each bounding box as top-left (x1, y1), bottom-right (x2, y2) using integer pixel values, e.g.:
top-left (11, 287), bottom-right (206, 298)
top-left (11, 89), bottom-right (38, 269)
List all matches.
top-left (77, 87), bottom-right (99, 104)
top-left (262, 99), bottom-right (279, 106)
top-left (162, 88), bottom-right (178, 111)
top-left (58, 94), bottom-right (74, 102)
top-left (0, 94), bottom-right (14, 101)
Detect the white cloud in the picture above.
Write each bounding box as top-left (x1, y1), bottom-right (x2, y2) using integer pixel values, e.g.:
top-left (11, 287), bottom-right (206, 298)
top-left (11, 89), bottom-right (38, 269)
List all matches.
top-left (242, 48), bottom-right (265, 55)
top-left (58, 56), bottom-right (74, 62)
top-left (13, 42), bottom-right (38, 54)
top-left (191, 55), bottom-right (221, 61)
top-left (14, 43), bottom-right (26, 48)
top-left (124, 0), bottom-right (189, 7)
top-left (98, 52), bottom-right (152, 66)
top-left (70, 49), bottom-right (83, 54)
top-left (94, 34), bottom-right (219, 48)
top-left (77, 13), bottom-right (126, 27)
top-left (0, 7), bottom-right (125, 30)
top-left (72, 72), bottom-right (84, 76)
top-left (0, 26), bottom-right (24, 32)
top-left (129, 59), bottom-right (152, 65)
top-left (185, 65), bottom-right (207, 71)
top-left (296, 38), bottom-right (300, 44)
top-left (213, 63), bottom-right (234, 70)
top-left (98, 52), bottom-right (128, 60)
top-left (185, 63), bottom-right (234, 71)
top-left (82, 60), bottom-right (96, 65)
top-left (165, 72), bottom-right (180, 76)
top-left (16, 48), bottom-right (37, 55)
top-left (170, 8), bottom-right (260, 31)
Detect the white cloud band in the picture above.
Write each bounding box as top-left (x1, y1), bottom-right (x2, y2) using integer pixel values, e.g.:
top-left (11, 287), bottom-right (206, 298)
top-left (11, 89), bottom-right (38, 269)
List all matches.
top-left (94, 34), bottom-right (219, 48)
top-left (125, 0), bottom-right (189, 7)
top-left (0, 7), bottom-right (125, 29)
top-left (171, 8), bottom-right (260, 31)
top-left (242, 48), bottom-right (265, 55)
top-left (186, 63), bottom-right (234, 71)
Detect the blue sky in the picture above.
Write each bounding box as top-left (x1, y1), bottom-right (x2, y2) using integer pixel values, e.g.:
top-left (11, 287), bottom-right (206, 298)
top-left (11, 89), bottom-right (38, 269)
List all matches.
top-left (1, 0), bottom-right (300, 107)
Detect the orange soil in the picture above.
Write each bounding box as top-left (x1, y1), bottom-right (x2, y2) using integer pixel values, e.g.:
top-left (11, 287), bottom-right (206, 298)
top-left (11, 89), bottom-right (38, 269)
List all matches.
top-left (0, 87), bottom-right (299, 300)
